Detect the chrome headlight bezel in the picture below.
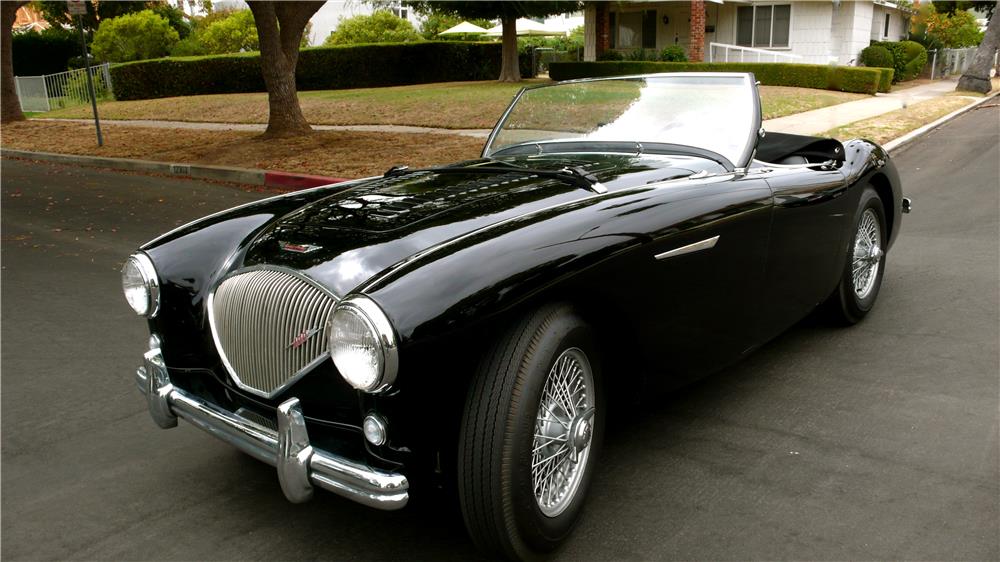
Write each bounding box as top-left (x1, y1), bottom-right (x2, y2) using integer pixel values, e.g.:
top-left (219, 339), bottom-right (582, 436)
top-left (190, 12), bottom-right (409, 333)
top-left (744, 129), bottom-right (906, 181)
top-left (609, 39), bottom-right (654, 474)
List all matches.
top-left (122, 252), bottom-right (160, 317)
top-left (329, 295), bottom-right (398, 393)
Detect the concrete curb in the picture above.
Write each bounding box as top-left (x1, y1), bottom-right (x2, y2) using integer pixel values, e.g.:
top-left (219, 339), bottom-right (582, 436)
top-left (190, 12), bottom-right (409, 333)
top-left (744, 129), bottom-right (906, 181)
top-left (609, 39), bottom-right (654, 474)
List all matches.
top-left (884, 90), bottom-right (1000, 153)
top-left (0, 149), bottom-right (347, 190)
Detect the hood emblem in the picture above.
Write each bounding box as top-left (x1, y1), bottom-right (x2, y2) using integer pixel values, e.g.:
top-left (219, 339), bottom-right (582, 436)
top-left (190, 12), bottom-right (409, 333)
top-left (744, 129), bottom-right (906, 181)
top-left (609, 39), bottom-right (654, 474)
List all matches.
top-left (280, 241), bottom-right (322, 254)
top-left (287, 327), bottom-right (321, 350)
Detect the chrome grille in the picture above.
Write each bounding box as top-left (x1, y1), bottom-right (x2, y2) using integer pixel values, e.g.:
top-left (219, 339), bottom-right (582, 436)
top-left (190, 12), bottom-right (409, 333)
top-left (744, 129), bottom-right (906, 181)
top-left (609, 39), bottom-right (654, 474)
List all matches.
top-left (209, 267), bottom-right (337, 398)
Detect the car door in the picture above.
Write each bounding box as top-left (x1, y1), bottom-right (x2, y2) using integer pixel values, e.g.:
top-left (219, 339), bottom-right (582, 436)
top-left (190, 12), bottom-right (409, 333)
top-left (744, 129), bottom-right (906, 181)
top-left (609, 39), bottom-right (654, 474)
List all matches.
top-left (757, 165), bottom-right (852, 341)
top-left (624, 174), bottom-right (773, 384)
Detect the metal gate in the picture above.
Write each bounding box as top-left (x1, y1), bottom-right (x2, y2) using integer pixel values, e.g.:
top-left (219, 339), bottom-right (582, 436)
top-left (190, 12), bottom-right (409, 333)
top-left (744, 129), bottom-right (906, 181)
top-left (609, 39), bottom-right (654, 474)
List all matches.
top-left (15, 63), bottom-right (113, 112)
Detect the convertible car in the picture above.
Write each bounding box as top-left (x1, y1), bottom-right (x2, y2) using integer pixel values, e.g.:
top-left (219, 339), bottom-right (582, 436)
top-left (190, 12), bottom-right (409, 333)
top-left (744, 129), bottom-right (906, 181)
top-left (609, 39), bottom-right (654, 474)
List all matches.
top-left (126, 73), bottom-right (909, 559)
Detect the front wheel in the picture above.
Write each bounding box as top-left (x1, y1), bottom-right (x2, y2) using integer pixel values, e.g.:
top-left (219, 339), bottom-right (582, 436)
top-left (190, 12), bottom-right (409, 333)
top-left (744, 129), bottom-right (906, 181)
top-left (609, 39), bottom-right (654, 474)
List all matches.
top-left (827, 186), bottom-right (887, 324)
top-left (458, 304), bottom-right (603, 560)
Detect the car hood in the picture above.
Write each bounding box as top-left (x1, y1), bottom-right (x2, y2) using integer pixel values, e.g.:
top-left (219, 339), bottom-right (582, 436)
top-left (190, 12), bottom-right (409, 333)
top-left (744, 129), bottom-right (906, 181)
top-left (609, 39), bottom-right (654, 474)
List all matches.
top-left (242, 154), bottom-right (715, 296)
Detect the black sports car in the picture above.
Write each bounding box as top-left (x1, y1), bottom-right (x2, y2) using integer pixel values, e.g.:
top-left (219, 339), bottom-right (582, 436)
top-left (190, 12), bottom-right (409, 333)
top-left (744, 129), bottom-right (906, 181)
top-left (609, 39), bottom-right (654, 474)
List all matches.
top-left (125, 73), bottom-right (909, 559)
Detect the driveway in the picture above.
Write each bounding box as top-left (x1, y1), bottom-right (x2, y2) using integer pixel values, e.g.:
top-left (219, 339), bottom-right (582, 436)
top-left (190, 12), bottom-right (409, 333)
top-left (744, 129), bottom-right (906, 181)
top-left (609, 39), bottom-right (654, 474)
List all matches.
top-left (2, 105), bottom-right (997, 560)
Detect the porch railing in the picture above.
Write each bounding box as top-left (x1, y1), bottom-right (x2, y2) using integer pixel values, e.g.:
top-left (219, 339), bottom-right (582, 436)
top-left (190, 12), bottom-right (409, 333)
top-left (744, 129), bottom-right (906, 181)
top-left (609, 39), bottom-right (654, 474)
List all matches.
top-left (708, 42), bottom-right (803, 64)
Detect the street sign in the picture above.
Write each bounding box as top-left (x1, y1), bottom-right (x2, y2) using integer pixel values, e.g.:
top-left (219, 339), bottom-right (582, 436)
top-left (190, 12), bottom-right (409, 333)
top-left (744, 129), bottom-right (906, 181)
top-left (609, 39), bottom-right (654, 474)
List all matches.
top-left (67, 0), bottom-right (86, 16)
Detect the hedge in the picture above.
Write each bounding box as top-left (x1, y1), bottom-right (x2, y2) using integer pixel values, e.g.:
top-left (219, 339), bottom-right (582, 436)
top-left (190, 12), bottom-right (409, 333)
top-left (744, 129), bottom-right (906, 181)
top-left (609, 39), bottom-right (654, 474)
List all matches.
top-left (875, 67), bottom-right (894, 93)
top-left (871, 40), bottom-right (927, 82)
top-left (12, 29), bottom-right (79, 75)
top-left (111, 41), bottom-right (536, 101)
top-left (548, 62), bottom-right (883, 95)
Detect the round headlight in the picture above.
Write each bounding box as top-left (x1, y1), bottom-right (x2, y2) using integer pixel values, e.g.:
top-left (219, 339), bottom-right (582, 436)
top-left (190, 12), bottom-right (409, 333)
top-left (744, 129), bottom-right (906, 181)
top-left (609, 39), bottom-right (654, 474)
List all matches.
top-left (121, 253), bottom-right (159, 317)
top-left (329, 296), bottom-right (398, 393)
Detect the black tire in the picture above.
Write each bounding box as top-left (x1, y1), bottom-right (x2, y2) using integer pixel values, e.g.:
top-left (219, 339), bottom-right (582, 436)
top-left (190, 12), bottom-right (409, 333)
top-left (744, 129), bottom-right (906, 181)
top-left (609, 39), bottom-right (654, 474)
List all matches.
top-left (458, 304), bottom-right (604, 560)
top-left (827, 186), bottom-right (888, 325)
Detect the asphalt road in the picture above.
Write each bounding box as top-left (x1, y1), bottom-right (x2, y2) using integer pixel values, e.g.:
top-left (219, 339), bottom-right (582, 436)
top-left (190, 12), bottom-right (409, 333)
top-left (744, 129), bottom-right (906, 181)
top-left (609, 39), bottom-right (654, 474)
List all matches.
top-left (2, 106), bottom-right (998, 561)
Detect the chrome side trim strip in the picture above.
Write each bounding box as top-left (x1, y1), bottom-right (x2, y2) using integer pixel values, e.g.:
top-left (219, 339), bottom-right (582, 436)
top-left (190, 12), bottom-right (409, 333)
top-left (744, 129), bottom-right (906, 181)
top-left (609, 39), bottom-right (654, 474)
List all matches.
top-left (654, 235), bottom-right (720, 261)
top-left (136, 351), bottom-right (409, 510)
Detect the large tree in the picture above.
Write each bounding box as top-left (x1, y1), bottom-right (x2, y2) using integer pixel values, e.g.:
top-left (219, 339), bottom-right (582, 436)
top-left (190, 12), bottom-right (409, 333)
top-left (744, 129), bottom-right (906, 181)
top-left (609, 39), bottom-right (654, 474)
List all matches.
top-left (409, 2), bottom-right (581, 82)
top-left (957, 13), bottom-right (1000, 93)
top-left (245, 1), bottom-right (324, 138)
top-left (36, 0), bottom-right (148, 33)
top-left (2, 1), bottom-right (28, 124)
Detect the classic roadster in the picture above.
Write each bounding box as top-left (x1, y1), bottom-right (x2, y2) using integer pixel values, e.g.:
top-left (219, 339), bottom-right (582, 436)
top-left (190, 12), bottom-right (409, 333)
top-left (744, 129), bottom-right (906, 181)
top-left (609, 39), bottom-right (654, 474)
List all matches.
top-left (126, 73), bottom-right (908, 558)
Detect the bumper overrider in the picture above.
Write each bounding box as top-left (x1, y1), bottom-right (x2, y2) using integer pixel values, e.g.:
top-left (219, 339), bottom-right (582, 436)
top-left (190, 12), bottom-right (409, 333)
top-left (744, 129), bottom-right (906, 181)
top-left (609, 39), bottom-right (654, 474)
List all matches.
top-left (135, 345), bottom-right (409, 510)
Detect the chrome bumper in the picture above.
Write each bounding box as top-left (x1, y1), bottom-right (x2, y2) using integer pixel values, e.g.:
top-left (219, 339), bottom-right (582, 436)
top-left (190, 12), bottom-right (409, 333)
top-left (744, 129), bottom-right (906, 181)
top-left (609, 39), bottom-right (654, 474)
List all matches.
top-left (135, 347), bottom-right (409, 510)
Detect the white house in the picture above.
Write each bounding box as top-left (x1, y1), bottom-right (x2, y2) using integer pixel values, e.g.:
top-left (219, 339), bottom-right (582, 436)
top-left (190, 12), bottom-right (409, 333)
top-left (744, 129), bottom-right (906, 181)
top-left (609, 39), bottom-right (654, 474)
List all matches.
top-left (583, 1), bottom-right (913, 65)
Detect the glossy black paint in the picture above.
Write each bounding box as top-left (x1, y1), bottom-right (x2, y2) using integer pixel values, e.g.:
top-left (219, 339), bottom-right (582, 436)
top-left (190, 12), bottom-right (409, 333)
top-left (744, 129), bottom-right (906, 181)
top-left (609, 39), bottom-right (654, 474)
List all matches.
top-left (140, 128), bottom-right (902, 487)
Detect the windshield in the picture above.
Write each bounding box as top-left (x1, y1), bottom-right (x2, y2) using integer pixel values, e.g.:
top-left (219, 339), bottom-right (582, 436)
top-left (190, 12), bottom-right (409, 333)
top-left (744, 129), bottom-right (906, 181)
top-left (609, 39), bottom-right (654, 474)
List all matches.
top-left (484, 73), bottom-right (760, 169)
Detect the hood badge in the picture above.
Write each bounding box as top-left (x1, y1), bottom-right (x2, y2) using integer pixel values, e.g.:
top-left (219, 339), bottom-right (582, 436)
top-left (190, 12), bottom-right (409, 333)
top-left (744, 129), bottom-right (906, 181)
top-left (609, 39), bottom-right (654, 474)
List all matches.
top-left (287, 327), bottom-right (321, 350)
top-left (279, 241), bottom-right (322, 254)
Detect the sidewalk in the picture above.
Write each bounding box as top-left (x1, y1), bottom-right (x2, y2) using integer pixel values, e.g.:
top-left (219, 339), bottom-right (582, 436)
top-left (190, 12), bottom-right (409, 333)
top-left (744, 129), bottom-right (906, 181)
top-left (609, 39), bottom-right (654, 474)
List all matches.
top-left (763, 79), bottom-right (962, 135)
top-left (33, 118), bottom-right (493, 139)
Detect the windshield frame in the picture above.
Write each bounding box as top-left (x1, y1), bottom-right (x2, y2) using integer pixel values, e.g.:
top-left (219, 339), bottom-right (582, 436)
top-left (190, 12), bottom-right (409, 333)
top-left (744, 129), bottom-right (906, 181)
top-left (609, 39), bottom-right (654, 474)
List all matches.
top-left (480, 72), bottom-right (762, 170)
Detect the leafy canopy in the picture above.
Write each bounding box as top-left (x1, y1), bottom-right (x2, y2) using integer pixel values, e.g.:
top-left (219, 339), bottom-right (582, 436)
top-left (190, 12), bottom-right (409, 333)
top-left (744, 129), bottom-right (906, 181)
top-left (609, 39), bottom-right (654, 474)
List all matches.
top-left (408, 1), bottom-right (582, 23)
top-left (36, 0), bottom-right (148, 33)
top-left (926, 10), bottom-right (985, 47)
top-left (418, 12), bottom-right (494, 40)
top-left (90, 9), bottom-right (179, 62)
top-left (199, 9), bottom-right (259, 53)
top-left (324, 11), bottom-right (423, 46)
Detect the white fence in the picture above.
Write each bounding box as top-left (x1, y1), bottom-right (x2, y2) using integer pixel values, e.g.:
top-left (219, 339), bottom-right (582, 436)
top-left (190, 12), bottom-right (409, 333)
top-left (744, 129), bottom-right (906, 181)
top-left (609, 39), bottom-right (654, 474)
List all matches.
top-left (928, 47), bottom-right (997, 80)
top-left (708, 42), bottom-right (804, 63)
top-left (15, 63), bottom-right (113, 113)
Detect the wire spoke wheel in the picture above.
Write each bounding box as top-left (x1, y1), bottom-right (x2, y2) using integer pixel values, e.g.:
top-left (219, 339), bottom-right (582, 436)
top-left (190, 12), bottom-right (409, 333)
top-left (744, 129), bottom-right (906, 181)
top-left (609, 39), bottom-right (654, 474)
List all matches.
top-left (852, 208), bottom-right (882, 300)
top-left (532, 348), bottom-right (595, 518)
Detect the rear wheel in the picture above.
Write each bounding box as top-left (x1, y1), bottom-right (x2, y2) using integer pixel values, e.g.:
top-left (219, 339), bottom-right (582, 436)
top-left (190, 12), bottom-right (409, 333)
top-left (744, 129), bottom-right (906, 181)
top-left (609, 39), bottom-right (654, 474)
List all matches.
top-left (458, 304), bottom-right (603, 560)
top-left (828, 186), bottom-right (887, 324)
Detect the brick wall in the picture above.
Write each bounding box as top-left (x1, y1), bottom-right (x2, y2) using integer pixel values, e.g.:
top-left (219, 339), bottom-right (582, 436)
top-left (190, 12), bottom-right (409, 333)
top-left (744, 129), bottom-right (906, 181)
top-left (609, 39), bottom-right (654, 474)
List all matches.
top-left (689, 0), bottom-right (706, 62)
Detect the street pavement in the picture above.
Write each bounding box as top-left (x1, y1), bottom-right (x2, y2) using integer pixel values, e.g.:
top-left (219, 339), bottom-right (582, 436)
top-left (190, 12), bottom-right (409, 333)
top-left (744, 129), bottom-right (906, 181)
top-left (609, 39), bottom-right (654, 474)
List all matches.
top-left (2, 105), bottom-right (997, 560)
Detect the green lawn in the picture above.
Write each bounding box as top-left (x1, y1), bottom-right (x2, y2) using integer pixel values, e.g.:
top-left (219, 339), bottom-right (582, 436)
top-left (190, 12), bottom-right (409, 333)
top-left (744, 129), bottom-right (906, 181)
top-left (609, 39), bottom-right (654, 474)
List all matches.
top-left (36, 80), bottom-right (868, 129)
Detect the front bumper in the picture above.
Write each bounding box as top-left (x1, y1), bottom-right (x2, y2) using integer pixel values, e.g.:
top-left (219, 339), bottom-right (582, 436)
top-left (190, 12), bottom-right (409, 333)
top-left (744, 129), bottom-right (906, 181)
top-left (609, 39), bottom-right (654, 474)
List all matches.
top-left (135, 347), bottom-right (409, 510)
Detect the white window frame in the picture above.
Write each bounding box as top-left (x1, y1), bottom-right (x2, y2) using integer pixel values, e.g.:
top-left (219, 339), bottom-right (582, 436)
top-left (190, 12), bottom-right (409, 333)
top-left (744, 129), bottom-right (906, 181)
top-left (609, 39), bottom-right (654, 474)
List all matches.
top-left (735, 4), bottom-right (792, 49)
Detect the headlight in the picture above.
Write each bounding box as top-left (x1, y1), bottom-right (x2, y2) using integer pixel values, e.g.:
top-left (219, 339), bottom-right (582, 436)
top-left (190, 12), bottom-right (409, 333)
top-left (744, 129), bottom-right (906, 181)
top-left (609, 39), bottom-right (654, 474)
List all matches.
top-left (121, 253), bottom-right (159, 317)
top-left (329, 296), bottom-right (398, 393)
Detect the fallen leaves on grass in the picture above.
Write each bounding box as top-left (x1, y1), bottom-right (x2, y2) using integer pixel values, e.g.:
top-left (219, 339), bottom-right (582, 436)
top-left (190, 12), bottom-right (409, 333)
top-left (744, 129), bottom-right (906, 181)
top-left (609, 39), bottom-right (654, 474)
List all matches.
top-left (1, 121), bottom-right (484, 178)
top-left (821, 96), bottom-right (974, 145)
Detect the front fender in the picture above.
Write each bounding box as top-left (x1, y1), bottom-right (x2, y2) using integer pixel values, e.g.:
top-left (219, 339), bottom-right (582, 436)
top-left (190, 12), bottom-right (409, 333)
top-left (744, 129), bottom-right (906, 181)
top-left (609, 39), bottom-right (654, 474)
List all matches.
top-left (842, 139), bottom-right (903, 250)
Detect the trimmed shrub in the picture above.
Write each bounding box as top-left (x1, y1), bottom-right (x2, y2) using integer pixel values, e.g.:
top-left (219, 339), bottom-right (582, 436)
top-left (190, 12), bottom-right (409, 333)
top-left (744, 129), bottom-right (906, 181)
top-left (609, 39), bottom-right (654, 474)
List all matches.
top-left (899, 40), bottom-right (928, 81)
top-left (324, 11), bottom-right (422, 45)
top-left (12, 27), bottom-right (79, 75)
top-left (659, 46), bottom-right (687, 62)
top-left (548, 61), bottom-right (882, 94)
top-left (875, 67), bottom-right (894, 93)
top-left (596, 50), bottom-right (624, 61)
top-left (860, 45), bottom-right (893, 69)
top-left (111, 42), bottom-right (536, 101)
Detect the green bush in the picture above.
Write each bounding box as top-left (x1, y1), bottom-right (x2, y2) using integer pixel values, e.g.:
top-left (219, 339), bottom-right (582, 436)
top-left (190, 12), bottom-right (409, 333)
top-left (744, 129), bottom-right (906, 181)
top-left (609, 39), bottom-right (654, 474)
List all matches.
top-left (11, 27), bottom-right (79, 75)
top-left (111, 42), bottom-right (536, 101)
top-left (875, 67), bottom-right (894, 93)
top-left (871, 40), bottom-right (927, 82)
top-left (899, 40), bottom-right (928, 81)
top-left (596, 50), bottom-right (624, 61)
top-left (199, 9), bottom-right (259, 54)
top-left (324, 11), bottom-right (423, 45)
top-left (659, 46), bottom-right (687, 62)
top-left (548, 61), bottom-right (882, 94)
top-left (860, 45), bottom-right (893, 69)
top-left (91, 10), bottom-right (179, 62)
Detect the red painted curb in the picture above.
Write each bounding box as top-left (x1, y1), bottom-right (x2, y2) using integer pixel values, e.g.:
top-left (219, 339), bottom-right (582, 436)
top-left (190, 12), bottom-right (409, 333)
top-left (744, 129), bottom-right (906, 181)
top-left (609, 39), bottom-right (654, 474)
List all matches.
top-left (264, 171), bottom-right (349, 190)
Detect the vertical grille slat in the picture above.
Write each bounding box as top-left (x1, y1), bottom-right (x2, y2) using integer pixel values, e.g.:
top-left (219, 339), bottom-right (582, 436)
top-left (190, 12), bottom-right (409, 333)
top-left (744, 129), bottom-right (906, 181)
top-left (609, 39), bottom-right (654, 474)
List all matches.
top-left (209, 267), bottom-right (338, 398)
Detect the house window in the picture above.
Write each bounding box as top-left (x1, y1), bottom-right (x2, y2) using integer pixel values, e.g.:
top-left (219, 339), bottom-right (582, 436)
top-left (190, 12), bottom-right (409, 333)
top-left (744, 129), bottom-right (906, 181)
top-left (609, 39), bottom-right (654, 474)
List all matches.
top-left (611, 10), bottom-right (657, 50)
top-left (736, 5), bottom-right (790, 48)
top-left (389, 1), bottom-right (407, 19)
top-left (883, 13), bottom-right (890, 38)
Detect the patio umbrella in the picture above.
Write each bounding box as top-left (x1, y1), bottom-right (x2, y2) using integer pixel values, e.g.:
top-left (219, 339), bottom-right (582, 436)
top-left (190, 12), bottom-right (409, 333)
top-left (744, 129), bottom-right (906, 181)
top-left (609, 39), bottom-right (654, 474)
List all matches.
top-left (438, 21), bottom-right (488, 35)
top-left (484, 18), bottom-right (563, 37)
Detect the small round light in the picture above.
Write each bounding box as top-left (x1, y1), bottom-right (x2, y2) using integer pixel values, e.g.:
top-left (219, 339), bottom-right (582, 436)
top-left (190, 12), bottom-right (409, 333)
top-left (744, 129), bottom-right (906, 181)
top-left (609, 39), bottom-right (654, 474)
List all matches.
top-left (121, 253), bottom-right (159, 317)
top-left (363, 414), bottom-right (387, 446)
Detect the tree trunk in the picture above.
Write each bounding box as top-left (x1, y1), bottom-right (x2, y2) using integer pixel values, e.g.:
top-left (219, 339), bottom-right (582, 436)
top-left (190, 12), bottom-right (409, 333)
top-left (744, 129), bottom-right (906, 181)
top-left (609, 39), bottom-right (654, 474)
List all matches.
top-left (1, 1), bottom-right (28, 125)
top-left (957, 13), bottom-right (1000, 94)
top-left (246, 1), bottom-right (324, 138)
top-left (498, 12), bottom-right (520, 83)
